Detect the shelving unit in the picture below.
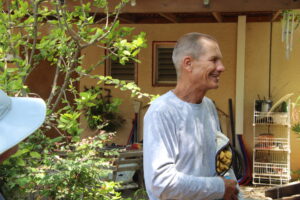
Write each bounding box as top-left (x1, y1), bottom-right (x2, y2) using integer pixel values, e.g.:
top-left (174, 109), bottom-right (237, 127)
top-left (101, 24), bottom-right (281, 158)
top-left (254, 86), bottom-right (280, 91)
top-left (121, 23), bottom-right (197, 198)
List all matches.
top-left (252, 105), bottom-right (291, 185)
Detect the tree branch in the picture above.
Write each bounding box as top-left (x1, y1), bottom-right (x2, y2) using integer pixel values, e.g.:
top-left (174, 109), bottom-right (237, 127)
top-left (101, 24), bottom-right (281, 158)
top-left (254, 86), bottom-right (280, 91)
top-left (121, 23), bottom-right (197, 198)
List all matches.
top-left (47, 121), bottom-right (66, 137)
top-left (47, 59), bottom-right (61, 106)
top-left (28, 0), bottom-right (40, 67)
top-left (80, 2), bottom-right (126, 49)
top-left (51, 48), bottom-right (80, 111)
top-left (57, 0), bottom-right (82, 47)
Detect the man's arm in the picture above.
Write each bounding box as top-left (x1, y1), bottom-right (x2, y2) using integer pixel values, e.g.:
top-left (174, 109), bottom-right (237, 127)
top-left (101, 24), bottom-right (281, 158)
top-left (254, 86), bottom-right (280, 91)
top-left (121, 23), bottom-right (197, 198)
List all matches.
top-left (143, 110), bottom-right (225, 200)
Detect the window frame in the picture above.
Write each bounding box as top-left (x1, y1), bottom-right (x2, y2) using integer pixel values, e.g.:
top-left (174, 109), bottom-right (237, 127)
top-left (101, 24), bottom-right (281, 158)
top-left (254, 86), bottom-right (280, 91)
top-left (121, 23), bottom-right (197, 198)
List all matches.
top-left (152, 41), bottom-right (177, 86)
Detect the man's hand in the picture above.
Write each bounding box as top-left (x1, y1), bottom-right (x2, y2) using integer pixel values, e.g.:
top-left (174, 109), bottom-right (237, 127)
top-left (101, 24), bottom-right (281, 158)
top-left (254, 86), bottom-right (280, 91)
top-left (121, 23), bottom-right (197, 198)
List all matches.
top-left (222, 178), bottom-right (239, 200)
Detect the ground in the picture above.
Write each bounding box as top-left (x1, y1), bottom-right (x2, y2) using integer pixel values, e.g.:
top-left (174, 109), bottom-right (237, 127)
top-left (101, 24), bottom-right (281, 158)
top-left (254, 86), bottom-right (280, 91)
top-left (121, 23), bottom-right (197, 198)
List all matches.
top-left (121, 185), bottom-right (273, 200)
top-left (240, 185), bottom-right (272, 200)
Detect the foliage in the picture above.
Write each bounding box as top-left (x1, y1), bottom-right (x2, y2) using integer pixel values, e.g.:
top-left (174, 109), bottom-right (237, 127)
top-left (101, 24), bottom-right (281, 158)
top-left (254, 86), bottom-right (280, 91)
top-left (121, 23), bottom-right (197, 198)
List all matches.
top-left (80, 86), bottom-right (125, 132)
top-left (271, 93), bottom-right (300, 136)
top-left (0, 0), bottom-right (155, 198)
top-left (291, 168), bottom-right (300, 182)
top-left (118, 188), bottom-right (148, 200)
top-left (292, 123), bottom-right (300, 135)
top-left (291, 95), bottom-right (300, 136)
top-left (132, 188), bottom-right (149, 200)
top-left (0, 132), bottom-right (122, 200)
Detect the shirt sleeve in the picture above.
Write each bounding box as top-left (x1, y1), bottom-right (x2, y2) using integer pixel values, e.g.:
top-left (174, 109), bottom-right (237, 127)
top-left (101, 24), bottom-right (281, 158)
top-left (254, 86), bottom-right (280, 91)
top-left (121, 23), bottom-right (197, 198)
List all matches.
top-left (143, 109), bottom-right (225, 200)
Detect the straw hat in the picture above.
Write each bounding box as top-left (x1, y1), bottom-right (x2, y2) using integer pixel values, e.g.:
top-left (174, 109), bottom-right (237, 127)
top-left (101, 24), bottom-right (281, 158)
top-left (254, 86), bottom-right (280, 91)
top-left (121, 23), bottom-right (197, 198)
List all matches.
top-left (0, 90), bottom-right (46, 154)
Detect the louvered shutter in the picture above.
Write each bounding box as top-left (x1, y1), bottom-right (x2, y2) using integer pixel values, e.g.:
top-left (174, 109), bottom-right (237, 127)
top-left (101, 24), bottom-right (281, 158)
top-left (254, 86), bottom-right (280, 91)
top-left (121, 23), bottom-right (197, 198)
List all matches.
top-left (110, 59), bottom-right (136, 81)
top-left (153, 42), bottom-right (177, 85)
top-left (157, 47), bottom-right (176, 82)
top-left (106, 56), bottom-right (137, 82)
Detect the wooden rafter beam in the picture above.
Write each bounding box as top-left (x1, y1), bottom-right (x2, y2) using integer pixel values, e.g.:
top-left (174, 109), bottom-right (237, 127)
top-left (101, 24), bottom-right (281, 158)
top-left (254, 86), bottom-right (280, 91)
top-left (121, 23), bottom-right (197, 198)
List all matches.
top-left (158, 13), bottom-right (178, 23)
top-left (119, 16), bottom-right (136, 24)
top-left (272, 10), bottom-right (282, 21)
top-left (212, 12), bottom-right (222, 22)
top-left (66, 0), bottom-right (300, 13)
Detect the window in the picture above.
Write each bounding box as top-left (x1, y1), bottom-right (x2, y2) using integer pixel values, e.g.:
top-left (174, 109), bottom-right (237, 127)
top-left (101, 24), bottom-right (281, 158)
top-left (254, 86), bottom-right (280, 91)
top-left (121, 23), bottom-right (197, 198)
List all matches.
top-left (153, 41), bottom-right (177, 86)
top-left (105, 56), bottom-right (137, 83)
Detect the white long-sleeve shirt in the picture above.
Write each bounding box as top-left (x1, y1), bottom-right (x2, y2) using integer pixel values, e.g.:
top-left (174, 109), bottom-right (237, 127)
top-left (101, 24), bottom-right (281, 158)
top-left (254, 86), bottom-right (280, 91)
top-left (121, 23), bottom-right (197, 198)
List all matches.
top-left (143, 91), bottom-right (225, 200)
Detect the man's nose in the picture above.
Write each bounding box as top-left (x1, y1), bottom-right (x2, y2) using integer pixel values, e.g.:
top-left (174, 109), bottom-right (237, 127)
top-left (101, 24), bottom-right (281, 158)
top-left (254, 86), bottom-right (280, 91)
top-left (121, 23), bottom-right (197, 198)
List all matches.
top-left (217, 61), bottom-right (225, 72)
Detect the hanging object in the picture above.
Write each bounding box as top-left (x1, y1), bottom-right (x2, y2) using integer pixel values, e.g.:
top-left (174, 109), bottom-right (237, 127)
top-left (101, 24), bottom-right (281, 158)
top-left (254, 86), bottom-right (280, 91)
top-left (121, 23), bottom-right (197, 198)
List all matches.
top-left (203, 0), bottom-right (210, 7)
top-left (281, 10), bottom-right (300, 59)
top-left (130, 0), bottom-right (136, 6)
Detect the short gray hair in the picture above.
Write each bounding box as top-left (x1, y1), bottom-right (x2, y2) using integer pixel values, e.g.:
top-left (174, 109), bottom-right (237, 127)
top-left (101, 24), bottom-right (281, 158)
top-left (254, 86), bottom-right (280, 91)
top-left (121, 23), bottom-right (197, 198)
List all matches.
top-left (172, 32), bottom-right (216, 77)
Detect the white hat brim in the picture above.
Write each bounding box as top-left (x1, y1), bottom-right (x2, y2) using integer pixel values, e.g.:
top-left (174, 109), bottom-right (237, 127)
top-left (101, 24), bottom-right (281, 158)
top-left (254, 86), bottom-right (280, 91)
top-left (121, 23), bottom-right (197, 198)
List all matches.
top-left (0, 97), bottom-right (46, 154)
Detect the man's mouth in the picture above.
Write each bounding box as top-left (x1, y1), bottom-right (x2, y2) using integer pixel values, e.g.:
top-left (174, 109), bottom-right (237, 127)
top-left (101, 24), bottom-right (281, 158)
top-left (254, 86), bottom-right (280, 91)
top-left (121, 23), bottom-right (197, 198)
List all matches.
top-left (210, 74), bottom-right (220, 80)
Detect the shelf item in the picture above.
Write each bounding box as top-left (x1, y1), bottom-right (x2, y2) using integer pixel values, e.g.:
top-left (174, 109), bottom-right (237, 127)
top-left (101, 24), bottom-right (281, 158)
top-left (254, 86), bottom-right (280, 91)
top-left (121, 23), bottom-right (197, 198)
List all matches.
top-left (252, 101), bottom-right (291, 186)
top-left (254, 111), bottom-right (289, 125)
top-left (254, 162), bottom-right (289, 176)
top-left (254, 136), bottom-right (289, 151)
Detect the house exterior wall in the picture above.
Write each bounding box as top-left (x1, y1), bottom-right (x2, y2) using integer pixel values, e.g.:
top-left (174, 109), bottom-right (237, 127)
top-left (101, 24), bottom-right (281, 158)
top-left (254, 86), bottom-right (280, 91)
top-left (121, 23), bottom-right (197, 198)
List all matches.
top-left (245, 22), bottom-right (300, 178)
top-left (80, 22), bottom-right (300, 178)
top-left (271, 22), bottom-right (300, 178)
top-left (244, 22), bottom-right (270, 173)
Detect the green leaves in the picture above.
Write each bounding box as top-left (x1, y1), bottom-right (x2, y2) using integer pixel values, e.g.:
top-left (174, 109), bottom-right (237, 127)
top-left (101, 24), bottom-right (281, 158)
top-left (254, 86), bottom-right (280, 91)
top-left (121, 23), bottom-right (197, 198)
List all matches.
top-left (58, 112), bottom-right (83, 136)
top-left (110, 31), bottom-right (147, 65)
top-left (11, 148), bottom-right (30, 158)
top-left (292, 123), bottom-right (300, 134)
top-left (80, 86), bottom-right (125, 132)
top-left (0, 131), bottom-right (122, 200)
top-left (76, 91), bottom-right (98, 109)
top-left (30, 151), bottom-right (41, 159)
top-left (0, 0), bottom-right (151, 199)
top-left (96, 75), bottom-right (159, 101)
top-left (93, 0), bottom-right (108, 8)
top-left (16, 158), bottom-right (26, 167)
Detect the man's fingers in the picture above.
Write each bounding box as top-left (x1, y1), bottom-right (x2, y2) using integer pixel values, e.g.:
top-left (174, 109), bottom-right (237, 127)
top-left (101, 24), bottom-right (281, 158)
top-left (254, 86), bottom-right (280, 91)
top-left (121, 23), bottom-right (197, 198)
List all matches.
top-left (233, 188), bottom-right (239, 200)
top-left (234, 188), bottom-right (239, 194)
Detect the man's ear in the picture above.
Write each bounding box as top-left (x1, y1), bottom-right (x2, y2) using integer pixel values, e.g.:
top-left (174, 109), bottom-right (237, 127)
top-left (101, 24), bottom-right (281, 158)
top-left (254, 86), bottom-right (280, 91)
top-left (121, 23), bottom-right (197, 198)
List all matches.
top-left (182, 56), bottom-right (193, 72)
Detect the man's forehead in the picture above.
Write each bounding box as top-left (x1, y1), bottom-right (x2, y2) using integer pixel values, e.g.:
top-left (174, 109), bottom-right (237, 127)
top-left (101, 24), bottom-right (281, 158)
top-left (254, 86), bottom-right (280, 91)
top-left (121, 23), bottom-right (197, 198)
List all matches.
top-left (199, 39), bottom-right (222, 57)
top-left (199, 38), bottom-right (218, 48)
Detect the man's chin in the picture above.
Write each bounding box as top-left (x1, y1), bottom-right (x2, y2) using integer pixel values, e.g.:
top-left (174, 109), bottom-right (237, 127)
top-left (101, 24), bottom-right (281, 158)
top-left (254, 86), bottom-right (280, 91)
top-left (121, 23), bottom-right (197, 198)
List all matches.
top-left (209, 81), bottom-right (219, 89)
top-left (212, 85), bottom-right (219, 89)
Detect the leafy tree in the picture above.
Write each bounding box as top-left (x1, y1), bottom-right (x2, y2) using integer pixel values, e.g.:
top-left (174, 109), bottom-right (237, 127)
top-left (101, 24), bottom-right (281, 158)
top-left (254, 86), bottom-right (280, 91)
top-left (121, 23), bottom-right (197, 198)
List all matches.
top-left (0, 0), bottom-right (155, 199)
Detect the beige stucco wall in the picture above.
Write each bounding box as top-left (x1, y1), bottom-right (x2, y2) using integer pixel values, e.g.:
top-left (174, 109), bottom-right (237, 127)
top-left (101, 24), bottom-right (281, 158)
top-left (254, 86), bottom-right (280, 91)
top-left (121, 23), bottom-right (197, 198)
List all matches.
top-left (244, 23), bottom-right (271, 167)
top-left (244, 22), bottom-right (300, 178)
top-left (80, 22), bottom-right (300, 177)
top-left (271, 22), bottom-right (300, 176)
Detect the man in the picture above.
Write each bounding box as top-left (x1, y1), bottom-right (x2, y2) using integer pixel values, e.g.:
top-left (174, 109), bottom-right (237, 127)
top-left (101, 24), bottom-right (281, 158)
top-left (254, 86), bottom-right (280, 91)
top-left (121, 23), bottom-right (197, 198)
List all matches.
top-left (143, 32), bottom-right (239, 200)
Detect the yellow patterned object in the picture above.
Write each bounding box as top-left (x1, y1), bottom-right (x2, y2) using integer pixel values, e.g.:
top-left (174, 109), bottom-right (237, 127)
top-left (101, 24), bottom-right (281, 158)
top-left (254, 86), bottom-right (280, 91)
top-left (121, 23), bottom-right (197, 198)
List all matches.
top-left (215, 131), bottom-right (233, 176)
top-left (216, 147), bottom-right (233, 175)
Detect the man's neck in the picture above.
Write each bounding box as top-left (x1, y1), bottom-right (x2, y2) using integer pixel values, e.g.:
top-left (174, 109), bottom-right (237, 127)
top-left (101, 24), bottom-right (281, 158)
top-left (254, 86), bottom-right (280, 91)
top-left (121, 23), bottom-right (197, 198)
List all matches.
top-left (173, 83), bottom-right (206, 104)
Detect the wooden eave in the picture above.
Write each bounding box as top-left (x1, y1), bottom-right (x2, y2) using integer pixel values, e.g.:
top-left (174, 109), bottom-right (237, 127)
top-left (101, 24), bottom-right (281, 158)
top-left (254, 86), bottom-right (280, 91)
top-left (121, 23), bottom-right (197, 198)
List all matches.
top-left (66, 0), bottom-right (300, 23)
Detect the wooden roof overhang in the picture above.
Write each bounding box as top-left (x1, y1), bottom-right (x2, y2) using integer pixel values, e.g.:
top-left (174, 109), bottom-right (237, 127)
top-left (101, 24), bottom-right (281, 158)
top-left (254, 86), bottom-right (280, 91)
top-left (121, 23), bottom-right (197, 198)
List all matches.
top-left (67, 0), bottom-right (300, 23)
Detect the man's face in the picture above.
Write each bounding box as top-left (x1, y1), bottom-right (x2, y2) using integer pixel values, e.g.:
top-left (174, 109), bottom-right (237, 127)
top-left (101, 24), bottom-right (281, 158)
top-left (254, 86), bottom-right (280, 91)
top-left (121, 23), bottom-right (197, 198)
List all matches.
top-left (189, 39), bottom-right (225, 91)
